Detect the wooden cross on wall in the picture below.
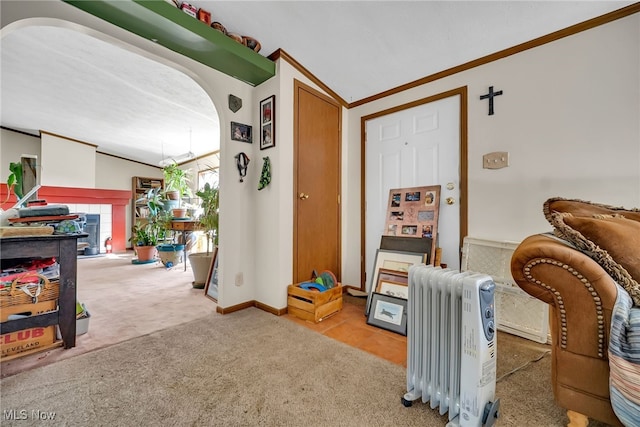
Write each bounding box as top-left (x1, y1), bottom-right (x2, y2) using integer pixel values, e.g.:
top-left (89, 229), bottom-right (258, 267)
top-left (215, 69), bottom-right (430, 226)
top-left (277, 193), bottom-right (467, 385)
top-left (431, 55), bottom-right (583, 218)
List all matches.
top-left (480, 86), bottom-right (503, 115)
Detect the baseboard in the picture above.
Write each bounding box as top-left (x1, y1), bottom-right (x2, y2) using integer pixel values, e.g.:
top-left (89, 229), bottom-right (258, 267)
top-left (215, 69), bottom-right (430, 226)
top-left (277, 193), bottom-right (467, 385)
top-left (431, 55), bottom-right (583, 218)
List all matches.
top-left (216, 300), bottom-right (255, 314)
top-left (255, 301), bottom-right (287, 316)
top-left (343, 284), bottom-right (365, 294)
top-left (217, 284), bottom-right (353, 316)
top-left (217, 300), bottom-right (287, 316)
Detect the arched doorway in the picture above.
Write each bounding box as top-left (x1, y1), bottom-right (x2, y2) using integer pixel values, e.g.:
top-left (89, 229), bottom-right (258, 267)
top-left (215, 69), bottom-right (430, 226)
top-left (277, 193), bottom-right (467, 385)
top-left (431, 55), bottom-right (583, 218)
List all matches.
top-left (0, 18), bottom-right (224, 366)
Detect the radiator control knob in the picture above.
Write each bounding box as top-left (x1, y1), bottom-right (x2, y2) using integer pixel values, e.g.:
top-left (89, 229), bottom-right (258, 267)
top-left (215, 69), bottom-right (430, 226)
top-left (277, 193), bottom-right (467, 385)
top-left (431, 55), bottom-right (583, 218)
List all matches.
top-left (487, 321), bottom-right (495, 338)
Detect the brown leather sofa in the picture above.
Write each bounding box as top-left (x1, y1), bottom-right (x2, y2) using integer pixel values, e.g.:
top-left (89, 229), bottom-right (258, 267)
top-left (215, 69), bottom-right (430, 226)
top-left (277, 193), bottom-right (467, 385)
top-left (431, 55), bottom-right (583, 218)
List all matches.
top-left (511, 233), bottom-right (622, 426)
top-left (510, 198), bottom-right (640, 427)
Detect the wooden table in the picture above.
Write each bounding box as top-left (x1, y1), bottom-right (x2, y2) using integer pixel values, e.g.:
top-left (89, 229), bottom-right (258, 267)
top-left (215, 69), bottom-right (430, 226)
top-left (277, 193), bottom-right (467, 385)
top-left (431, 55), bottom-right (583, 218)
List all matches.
top-left (0, 234), bottom-right (85, 355)
top-left (169, 220), bottom-right (202, 271)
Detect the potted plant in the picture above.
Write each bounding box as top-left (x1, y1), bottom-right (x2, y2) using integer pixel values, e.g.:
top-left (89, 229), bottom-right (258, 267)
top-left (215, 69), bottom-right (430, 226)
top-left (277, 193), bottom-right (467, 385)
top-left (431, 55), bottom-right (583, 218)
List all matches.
top-left (163, 162), bottom-right (192, 217)
top-left (2, 162), bottom-right (23, 206)
top-left (189, 182), bottom-right (219, 288)
top-left (129, 187), bottom-right (169, 263)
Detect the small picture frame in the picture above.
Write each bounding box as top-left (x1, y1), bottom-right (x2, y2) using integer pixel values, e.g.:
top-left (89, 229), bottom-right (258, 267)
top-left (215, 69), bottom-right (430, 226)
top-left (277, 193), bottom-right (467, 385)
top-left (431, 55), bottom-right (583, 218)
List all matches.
top-left (259, 95), bottom-right (275, 150)
top-left (367, 293), bottom-right (408, 335)
top-left (231, 121), bottom-right (252, 143)
top-left (375, 268), bottom-right (409, 299)
top-left (378, 280), bottom-right (409, 299)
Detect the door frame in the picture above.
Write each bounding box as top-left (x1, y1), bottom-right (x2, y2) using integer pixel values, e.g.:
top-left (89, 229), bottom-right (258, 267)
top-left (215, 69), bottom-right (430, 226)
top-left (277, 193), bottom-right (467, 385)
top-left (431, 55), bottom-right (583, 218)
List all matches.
top-left (293, 79), bottom-right (342, 282)
top-left (360, 86), bottom-right (468, 289)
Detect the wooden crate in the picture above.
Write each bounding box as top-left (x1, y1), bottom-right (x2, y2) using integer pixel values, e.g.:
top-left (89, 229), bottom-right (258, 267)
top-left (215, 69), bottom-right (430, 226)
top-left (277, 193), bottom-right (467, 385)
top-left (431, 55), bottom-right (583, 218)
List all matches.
top-left (1, 300), bottom-right (57, 360)
top-left (287, 282), bottom-right (343, 323)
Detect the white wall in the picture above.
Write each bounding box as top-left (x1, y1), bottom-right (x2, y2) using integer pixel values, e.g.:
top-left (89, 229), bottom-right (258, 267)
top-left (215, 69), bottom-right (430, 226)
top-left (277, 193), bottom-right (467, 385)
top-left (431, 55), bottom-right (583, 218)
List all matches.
top-left (40, 132), bottom-right (96, 188)
top-left (343, 13), bottom-right (640, 287)
top-left (252, 59), bottom-right (348, 309)
top-left (1, 128), bottom-right (164, 239)
top-left (0, 129), bottom-right (40, 180)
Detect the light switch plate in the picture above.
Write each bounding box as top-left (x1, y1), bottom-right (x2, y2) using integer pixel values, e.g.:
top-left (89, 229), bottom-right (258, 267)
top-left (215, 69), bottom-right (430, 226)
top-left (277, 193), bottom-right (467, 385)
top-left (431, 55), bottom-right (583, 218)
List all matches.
top-left (483, 151), bottom-right (509, 169)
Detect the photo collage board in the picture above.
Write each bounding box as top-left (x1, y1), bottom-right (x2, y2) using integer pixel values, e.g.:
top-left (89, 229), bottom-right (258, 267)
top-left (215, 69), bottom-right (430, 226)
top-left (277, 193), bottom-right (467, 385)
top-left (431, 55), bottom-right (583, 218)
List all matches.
top-left (383, 185), bottom-right (440, 266)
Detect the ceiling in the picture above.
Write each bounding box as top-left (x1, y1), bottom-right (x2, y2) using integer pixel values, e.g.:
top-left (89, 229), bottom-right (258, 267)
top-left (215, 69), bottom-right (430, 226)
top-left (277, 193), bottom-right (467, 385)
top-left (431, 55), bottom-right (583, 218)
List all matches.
top-left (0, 1), bottom-right (635, 167)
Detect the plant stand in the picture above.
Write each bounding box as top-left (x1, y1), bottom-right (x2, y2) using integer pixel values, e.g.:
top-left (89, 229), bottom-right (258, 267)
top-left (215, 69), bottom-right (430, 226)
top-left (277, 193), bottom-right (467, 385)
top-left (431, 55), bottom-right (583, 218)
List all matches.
top-left (157, 243), bottom-right (184, 268)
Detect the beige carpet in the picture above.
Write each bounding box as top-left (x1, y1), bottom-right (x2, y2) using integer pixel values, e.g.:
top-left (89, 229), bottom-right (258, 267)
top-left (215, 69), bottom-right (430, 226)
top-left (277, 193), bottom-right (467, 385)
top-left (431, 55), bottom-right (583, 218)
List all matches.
top-left (0, 255), bottom-right (611, 426)
top-left (0, 308), bottom-right (539, 426)
top-left (1, 253), bottom-right (217, 377)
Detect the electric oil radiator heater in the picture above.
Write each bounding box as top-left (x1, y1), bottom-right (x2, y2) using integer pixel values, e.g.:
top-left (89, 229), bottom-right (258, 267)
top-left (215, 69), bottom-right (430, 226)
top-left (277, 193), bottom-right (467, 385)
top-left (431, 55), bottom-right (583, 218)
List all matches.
top-left (402, 264), bottom-right (501, 427)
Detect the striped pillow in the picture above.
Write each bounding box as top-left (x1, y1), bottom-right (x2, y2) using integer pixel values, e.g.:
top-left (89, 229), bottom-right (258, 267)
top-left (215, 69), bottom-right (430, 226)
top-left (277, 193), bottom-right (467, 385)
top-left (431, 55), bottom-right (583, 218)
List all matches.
top-left (609, 285), bottom-right (640, 426)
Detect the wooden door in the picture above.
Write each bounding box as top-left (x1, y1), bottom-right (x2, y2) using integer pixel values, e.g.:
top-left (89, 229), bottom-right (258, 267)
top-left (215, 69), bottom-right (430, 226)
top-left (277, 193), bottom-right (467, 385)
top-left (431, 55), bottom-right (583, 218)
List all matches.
top-left (293, 80), bottom-right (341, 283)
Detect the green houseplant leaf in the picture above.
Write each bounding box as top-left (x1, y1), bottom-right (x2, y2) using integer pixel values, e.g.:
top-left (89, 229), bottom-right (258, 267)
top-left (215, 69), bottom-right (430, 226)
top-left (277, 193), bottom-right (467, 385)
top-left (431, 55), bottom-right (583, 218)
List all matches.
top-left (128, 187), bottom-right (171, 247)
top-left (163, 162), bottom-right (193, 201)
top-left (196, 182), bottom-right (219, 254)
top-left (2, 162), bottom-right (23, 206)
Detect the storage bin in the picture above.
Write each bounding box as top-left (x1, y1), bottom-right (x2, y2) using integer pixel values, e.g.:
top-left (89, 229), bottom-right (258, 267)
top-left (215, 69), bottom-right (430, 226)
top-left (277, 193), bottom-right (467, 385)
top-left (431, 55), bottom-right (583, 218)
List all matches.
top-left (287, 282), bottom-right (343, 323)
top-left (56, 309), bottom-right (90, 340)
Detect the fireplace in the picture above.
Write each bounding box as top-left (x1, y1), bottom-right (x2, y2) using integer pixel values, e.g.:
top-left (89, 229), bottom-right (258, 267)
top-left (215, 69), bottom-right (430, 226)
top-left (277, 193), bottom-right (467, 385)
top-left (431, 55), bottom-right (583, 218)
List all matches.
top-left (77, 213), bottom-right (100, 255)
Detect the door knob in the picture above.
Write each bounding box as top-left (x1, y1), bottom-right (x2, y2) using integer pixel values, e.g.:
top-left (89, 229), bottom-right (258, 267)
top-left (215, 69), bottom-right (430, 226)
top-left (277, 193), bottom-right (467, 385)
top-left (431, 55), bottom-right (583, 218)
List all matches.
top-left (298, 193), bottom-right (309, 200)
top-left (446, 197), bottom-right (455, 205)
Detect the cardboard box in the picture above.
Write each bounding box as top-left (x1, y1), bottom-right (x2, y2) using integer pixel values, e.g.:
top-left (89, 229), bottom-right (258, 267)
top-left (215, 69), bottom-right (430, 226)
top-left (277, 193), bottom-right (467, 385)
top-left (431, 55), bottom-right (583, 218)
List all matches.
top-left (1, 326), bottom-right (55, 359)
top-left (1, 300), bottom-right (57, 322)
top-left (287, 282), bottom-right (343, 323)
top-left (1, 287), bottom-right (59, 359)
top-left (1, 300), bottom-right (58, 359)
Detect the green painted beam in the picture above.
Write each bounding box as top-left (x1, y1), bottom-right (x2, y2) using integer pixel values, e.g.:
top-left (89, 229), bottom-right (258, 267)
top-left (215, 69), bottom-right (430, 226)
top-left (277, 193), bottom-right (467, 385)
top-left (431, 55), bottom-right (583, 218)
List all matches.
top-left (64, 0), bottom-right (275, 86)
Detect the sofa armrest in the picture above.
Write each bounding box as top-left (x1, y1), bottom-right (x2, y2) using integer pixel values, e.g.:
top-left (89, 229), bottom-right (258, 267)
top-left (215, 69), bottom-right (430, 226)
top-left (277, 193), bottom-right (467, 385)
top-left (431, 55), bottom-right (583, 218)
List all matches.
top-left (511, 234), bottom-right (619, 359)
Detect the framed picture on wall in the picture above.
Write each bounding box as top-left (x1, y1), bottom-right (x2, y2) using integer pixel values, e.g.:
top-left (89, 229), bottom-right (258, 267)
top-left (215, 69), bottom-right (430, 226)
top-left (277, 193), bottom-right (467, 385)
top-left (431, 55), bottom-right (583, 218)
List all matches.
top-left (231, 121), bottom-right (252, 143)
top-left (259, 95), bottom-right (275, 150)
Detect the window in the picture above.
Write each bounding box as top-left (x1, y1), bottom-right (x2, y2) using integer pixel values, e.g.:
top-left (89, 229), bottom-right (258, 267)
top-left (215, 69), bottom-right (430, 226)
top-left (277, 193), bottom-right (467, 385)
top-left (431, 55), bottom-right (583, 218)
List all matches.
top-left (198, 167), bottom-right (219, 191)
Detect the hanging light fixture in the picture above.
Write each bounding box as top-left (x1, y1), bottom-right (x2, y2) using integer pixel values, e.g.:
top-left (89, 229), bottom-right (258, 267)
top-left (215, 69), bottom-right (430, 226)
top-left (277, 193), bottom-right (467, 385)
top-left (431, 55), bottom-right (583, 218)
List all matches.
top-left (159, 151), bottom-right (195, 167)
top-left (159, 131), bottom-right (195, 166)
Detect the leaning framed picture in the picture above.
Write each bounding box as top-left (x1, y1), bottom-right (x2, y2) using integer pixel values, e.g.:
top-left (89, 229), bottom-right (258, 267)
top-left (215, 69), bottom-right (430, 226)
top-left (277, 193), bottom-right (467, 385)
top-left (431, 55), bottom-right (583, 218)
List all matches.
top-left (366, 249), bottom-right (426, 315)
top-left (376, 268), bottom-right (409, 299)
top-left (231, 121), bottom-right (252, 143)
top-left (204, 247), bottom-right (219, 302)
top-left (384, 185), bottom-right (441, 264)
top-left (259, 95), bottom-right (275, 150)
top-left (367, 293), bottom-right (408, 335)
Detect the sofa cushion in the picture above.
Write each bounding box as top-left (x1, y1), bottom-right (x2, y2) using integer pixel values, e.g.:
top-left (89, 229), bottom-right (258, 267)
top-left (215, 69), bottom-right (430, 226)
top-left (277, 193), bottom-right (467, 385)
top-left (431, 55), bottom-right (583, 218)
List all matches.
top-left (550, 212), bottom-right (640, 306)
top-left (544, 197), bottom-right (640, 224)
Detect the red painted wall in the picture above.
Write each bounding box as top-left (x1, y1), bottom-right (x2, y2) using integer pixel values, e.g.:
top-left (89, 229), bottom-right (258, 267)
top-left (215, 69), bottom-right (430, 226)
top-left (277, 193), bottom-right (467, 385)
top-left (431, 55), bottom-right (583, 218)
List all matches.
top-left (1, 184), bottom-right (131, 252)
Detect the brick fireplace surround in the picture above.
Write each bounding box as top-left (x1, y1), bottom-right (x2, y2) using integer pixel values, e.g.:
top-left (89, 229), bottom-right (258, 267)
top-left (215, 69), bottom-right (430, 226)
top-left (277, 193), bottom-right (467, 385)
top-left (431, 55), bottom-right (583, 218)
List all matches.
top-left (1, 185), bottom-right (131, 252)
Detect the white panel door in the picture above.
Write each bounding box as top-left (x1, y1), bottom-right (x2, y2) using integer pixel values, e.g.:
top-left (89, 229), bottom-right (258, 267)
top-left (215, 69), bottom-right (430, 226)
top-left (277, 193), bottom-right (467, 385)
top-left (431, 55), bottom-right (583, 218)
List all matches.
top-left (365, 95), bottom-right (460, 290)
